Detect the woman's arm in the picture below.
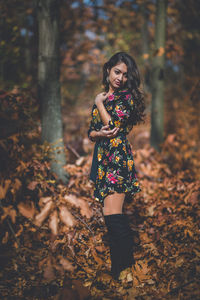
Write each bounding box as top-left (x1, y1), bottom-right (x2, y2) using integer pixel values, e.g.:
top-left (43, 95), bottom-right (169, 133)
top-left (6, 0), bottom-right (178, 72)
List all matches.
top-left (96, 91), bottom-right (134, 130)
top-left (89, 129), bottom-right (101, 142)
top-left (89, 125), bottom-right (119, 142)
top-left (95, 101), bottom-right (112, 126)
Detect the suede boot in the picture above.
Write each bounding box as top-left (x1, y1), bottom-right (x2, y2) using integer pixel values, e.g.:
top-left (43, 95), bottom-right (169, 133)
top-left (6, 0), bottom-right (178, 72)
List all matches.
top-left (104, 213), bottom-right (135, 280)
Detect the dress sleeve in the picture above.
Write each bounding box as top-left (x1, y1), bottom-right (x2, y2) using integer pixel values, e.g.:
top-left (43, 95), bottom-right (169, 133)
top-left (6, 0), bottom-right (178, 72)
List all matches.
top-left (88, 108), bottom-right (96, 142)
top-left (108, 92), bottom-right (134, 129)
top-left (87, 104), bottom-right (102, 142)
top-left (88, 122), bottom-right (96, 142)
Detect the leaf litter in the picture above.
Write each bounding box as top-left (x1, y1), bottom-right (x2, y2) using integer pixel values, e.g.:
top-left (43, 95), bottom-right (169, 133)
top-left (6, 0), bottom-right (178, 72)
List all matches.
top-left (0, 89), bottom-right (200, 299)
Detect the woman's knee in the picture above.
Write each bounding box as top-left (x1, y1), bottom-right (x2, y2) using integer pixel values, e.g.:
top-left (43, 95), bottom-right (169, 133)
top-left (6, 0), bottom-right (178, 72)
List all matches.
top-left (103, 193), bottom-right (125, 215)
top-left (103, 206), bottom-right (122, 215)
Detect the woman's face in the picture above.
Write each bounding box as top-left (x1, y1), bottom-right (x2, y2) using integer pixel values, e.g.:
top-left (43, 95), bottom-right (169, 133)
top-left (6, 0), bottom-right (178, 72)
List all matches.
top-left (107, 62), bottom-right (128, 91)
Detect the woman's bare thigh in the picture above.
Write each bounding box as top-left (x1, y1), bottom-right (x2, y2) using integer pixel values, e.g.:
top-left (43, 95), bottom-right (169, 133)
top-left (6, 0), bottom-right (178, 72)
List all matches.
top-left (103, 192), bottom-right (125, 215)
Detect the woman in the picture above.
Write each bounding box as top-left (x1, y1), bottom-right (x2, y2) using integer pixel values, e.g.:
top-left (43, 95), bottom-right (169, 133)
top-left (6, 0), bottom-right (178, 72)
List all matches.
top-left (88, 52), bottom-right (145, 281)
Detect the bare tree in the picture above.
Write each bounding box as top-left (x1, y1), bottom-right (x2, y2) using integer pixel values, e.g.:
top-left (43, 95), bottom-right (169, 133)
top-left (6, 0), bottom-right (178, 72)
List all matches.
top-left (150, 0), bottom-right (168, 151)
top-left (37, 0), bottom-right (69, 183)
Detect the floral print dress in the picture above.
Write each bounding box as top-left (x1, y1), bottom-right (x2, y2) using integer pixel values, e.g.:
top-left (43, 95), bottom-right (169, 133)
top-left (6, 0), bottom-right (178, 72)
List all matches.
top-left (88, 88), bottom-right (141, 205)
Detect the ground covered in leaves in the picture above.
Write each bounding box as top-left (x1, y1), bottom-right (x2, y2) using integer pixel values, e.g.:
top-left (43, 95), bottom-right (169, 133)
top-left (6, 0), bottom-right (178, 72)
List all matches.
top-left (0, 88), bottom-right (200, 299)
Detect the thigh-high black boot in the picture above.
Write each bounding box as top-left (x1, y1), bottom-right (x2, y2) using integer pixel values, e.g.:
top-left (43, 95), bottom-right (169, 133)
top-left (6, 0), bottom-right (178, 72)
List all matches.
top-left (104, 213), bottom-right (135, 280)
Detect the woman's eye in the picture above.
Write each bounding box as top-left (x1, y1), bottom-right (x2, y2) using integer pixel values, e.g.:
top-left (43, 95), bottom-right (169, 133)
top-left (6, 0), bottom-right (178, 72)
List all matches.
top-left (115, 70), bottom-right (120, 74)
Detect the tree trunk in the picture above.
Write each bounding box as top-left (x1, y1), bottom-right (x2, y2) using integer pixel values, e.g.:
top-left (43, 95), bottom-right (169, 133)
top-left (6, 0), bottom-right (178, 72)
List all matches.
top-left (141, 2), bottom-right (150, 94)
top-left (25, 29), bottom-right (31, 74)
top-left (150, 0), bottom-right (167, 151)
top-left (37, 0), bottom-right (69, 183)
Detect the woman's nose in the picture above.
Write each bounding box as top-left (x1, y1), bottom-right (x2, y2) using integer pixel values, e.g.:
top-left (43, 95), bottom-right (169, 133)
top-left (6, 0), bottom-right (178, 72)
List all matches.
top-left (118, 74), bottom-right (123, 81)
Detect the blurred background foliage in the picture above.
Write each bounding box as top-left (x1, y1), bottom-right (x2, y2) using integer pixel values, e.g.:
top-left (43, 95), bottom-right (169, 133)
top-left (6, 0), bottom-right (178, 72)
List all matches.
top-left (0, 0), bottom-right (199, 107)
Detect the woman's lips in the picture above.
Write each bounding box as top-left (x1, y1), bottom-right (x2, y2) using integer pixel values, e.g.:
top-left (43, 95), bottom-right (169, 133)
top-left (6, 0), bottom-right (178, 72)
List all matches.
top-left (115, 81), bottom-right (121, 86)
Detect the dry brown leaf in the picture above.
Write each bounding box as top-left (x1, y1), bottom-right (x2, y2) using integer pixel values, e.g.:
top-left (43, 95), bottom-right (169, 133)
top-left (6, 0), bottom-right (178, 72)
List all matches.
top-left (91, 248), bottom-right (104, 265)
top-left (1, 206), bottom-right (17, 223)
top-left (13, 178), bottom-right (22, 191)
top-left (143, 53), bottom-right (149, 60)
top-left (59, 256), bottom-right (75, 272)
top-left (2, 231), bottom-right (9, 244)
top-left (59, 205), bottom-right (76, 227)
top-left (146, 204), bottom-right (156, 216)
top-left (134, 260), bottom-right (151, 282)
top-left (39, 196), bottom-right (52, 207)
top-left (43, 263), bottom-right (55, 281)
top-left (18, 202), bottom-right (35, 219)
top-left (27, 181), bottom-right (38, 190)
top-left (34, 200), bottom-right (53, 227)
top-left (157, 46), bottom-right (165, 56)
top-left (0, 179), bottom-right (11, 200)
top-left (140, 232), bottom-right (152, 244)
top-left (75, 156), bottom-right (85, 166)
top-left (64, 194), bottom-right (93, 219)
top-left (78, 198), bottom-right (93, 219)
top-left (95, 245), bottom-right (106, 253)
top-left (64, 194), bottom-right (79, 207)
top-left (184, 190), bottom-right (199, 205)
top-left (15, 224), bottom-right (23, 237)
top-left (49, 210), bottom-right (58, 235)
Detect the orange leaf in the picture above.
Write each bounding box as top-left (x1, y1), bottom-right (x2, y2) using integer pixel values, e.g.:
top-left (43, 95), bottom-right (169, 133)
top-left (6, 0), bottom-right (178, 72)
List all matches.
top-left (157, 47), bottom-right (165, 56)
top-left (27, 181), bottom-right (38, 190)
top-left (0, 179), bottom-right (11, 200)
top-left (18, 202), bottom-right (35, 219)
top-left (43, 261), bottom-right (55, 281)
top-left (34, 201), bottom-right (53, 227)
top-left (1, 206), bottom-right (16, 223)
top-left (39, 196), bottom-right (52, 207)
top-left (59, 205), bottom-right (76, 227)
top-left (2, 231), bottom-right (9, 244)
top-left (59, 256), bottom-right (75, 272)
top-left (49, 210), bottom-right (58, 235)
top-left (13, 178), bottom-right (22, 191)
top-left (134, 260), bottom-right (151, 283)
top-left (63, 194), bottom-right (79, 207)
top-left (91, 248), bottom-right (104, 265)
top-left (64, 194), bottom-right (93, 219)
top-left (15, 224), bottom-right (23, 237)
top-left (79, 198), bottom-right (93, 219)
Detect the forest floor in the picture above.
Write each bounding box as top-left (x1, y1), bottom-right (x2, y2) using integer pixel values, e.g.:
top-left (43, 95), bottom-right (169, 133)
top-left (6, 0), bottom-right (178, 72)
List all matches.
top-left (0, 88), bottom-right (200, 299)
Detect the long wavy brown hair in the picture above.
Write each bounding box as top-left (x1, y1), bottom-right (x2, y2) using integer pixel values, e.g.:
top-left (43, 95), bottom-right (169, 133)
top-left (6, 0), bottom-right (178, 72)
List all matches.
top-left (102, 52), bottom-right (145, 126)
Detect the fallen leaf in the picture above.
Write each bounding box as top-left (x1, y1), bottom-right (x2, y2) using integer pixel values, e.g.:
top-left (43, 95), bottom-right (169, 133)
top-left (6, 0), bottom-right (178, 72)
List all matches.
top-left (59, 256), bottom-right (75, 272)
top-left (59, 205), bottom-right (76, 227)
top-left (27, 181), bottom-right (38, 190)
top-left (79, 198), bottom-right (93, 219)
top-left (18, 202), bottom-right (35, 219)
top-left (1, 206), bottom-right (17, 223)
top-left (75, 156), bottom-right (85, 166)
top-left (39, 196), bottom-right (52, 207)
top-left (49, 210), bottom-right (58, 235)
top-left (43, 261), bottom-right (55, 281)
top-left (34, 200), bottom-right (53, 227)
top-left (0, 179), bottom-right (11, 200)
top-left (64, 194), bottom-right (93, 219)
top-left (15, 224), bottom-right (23, 237)
top-left (2, 231), bottom-right (9, 244)
top-left (134, 260), bottom-right (151, 283)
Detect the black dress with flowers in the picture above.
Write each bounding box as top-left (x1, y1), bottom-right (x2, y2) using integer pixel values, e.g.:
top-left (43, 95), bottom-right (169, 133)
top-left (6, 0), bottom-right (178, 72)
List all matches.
top-left (88, 88), bottom-right (141, 205)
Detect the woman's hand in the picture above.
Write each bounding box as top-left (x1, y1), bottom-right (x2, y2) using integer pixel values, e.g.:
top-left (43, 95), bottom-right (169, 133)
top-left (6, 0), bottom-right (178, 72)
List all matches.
top-left (98, 125), bottom-right (119, 139)
top-left (95, 92), bottom-right (109, 105)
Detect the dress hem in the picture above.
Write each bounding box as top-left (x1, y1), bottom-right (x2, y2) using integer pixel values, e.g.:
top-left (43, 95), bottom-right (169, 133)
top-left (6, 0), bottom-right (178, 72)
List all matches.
top-left (94, 186), bottom-right (142, 205)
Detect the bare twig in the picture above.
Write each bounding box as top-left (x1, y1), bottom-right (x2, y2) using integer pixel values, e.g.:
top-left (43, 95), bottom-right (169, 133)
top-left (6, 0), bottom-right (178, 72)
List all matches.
top-left (66, 144), bottom-right (80, 158)
top-left (70, 210), bottom-right (95, 237)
